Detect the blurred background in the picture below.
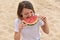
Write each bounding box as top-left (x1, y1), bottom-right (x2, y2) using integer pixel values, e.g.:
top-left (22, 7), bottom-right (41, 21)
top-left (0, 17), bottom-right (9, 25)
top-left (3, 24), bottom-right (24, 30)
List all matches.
top-left (0, 0), bottom-right (60, 40)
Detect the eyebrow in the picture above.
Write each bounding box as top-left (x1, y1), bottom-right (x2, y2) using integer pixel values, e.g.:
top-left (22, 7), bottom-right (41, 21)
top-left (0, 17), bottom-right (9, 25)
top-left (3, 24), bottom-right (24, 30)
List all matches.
top-left (24, 13), bottom-right (29, 15)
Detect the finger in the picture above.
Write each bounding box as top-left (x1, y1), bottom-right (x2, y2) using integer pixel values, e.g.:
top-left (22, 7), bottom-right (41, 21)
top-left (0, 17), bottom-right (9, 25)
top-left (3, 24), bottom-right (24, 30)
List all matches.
top-left (42, 16), bottom-right (46, 20)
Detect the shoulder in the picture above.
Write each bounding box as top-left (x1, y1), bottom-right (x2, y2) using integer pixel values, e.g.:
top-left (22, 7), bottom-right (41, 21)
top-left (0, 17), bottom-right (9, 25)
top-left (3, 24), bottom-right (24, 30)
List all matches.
top-left (14, 18), bottom-right (22, 24)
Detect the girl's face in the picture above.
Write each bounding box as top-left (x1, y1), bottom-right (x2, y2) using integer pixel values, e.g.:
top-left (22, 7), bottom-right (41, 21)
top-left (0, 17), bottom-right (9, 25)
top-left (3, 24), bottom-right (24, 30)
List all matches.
top-left (21, 8), bottom-right (34, 19)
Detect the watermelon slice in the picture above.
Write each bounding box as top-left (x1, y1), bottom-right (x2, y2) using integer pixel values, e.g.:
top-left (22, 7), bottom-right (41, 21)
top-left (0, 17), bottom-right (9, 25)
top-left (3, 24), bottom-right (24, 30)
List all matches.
top-left (22, 15), bottom-right (39, 26)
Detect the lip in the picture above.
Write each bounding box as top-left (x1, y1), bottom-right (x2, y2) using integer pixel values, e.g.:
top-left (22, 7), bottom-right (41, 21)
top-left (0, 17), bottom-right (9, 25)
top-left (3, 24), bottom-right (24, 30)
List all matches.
top-left (26, 17), bottom-right (30, 18)
top-left (26, 16), bottom-right (31, 18)
top-left (26, 15), bottom-right (33, 18)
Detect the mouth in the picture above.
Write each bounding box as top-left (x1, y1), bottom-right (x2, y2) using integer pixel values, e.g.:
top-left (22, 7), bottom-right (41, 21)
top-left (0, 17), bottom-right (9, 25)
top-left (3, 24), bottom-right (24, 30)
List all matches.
top-left (26, 15), bottom-right (33, 18)
top-left (26, 17), bottom-right (30, 18)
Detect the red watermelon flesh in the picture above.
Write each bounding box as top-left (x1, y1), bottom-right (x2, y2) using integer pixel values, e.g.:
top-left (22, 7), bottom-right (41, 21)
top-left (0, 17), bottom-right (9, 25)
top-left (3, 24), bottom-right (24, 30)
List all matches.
top-left (22, 15), bottom-right (38, 25)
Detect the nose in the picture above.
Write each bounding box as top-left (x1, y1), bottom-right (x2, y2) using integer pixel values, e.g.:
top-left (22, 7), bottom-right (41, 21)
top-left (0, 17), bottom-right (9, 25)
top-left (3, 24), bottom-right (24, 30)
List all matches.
top-left (27, 13), bottom-right (31, 17)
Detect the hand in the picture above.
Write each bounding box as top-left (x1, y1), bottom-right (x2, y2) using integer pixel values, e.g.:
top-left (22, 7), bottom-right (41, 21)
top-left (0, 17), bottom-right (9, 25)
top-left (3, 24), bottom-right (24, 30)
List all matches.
top-left (40, 16), bottom-right (47, 23)
top-left (40, 16), bottom-right (49, 34)
top-left (18, 22), bottom-right (26, 32)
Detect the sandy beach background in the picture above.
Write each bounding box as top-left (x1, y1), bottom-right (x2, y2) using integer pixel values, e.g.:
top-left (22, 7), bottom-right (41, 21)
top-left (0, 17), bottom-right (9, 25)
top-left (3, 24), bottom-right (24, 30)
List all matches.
top-left (0, 0), bottom-right (60, 40)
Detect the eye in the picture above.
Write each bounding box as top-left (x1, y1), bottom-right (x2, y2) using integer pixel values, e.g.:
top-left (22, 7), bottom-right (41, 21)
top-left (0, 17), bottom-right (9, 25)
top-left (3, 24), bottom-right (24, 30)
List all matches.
top-left (30, 11), bottom-right (33, 13)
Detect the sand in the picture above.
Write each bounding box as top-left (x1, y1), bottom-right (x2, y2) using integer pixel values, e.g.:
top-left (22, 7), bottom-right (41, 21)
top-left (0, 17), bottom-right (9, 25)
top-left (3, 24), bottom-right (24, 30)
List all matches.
top-left (0, 0), bottom-right (60, 40)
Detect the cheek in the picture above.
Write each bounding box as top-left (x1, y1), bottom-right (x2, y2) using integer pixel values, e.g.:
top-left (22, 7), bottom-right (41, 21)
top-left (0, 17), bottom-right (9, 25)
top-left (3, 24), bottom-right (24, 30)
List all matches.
top-left (31, 13), bottom-right (35, 16)
top-left (23, 15), bottom-right (27, 18)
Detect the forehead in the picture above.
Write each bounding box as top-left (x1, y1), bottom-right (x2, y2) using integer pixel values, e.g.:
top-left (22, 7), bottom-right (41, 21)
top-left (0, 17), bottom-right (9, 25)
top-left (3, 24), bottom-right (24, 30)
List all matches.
top-left (22, 8), bottom-right (33, 13)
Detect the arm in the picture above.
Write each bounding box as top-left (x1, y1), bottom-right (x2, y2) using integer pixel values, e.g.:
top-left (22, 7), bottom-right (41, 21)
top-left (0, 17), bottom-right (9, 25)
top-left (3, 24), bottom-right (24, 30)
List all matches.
top-left (14, 23), bottom-right (25, 40)
top-left (41, 16), bottom-right (49, 34)
top-left (14, 20), bottom-right (25, 40)
top-left (14, 19), bottom-right (21, 40)
top-left (14, 32), bottom-right (21, 40)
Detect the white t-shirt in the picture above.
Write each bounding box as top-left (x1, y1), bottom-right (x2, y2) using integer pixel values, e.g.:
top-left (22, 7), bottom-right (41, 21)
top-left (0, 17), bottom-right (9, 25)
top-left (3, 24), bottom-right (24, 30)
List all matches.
top-left (14, 18), bottom-right (44, 40)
